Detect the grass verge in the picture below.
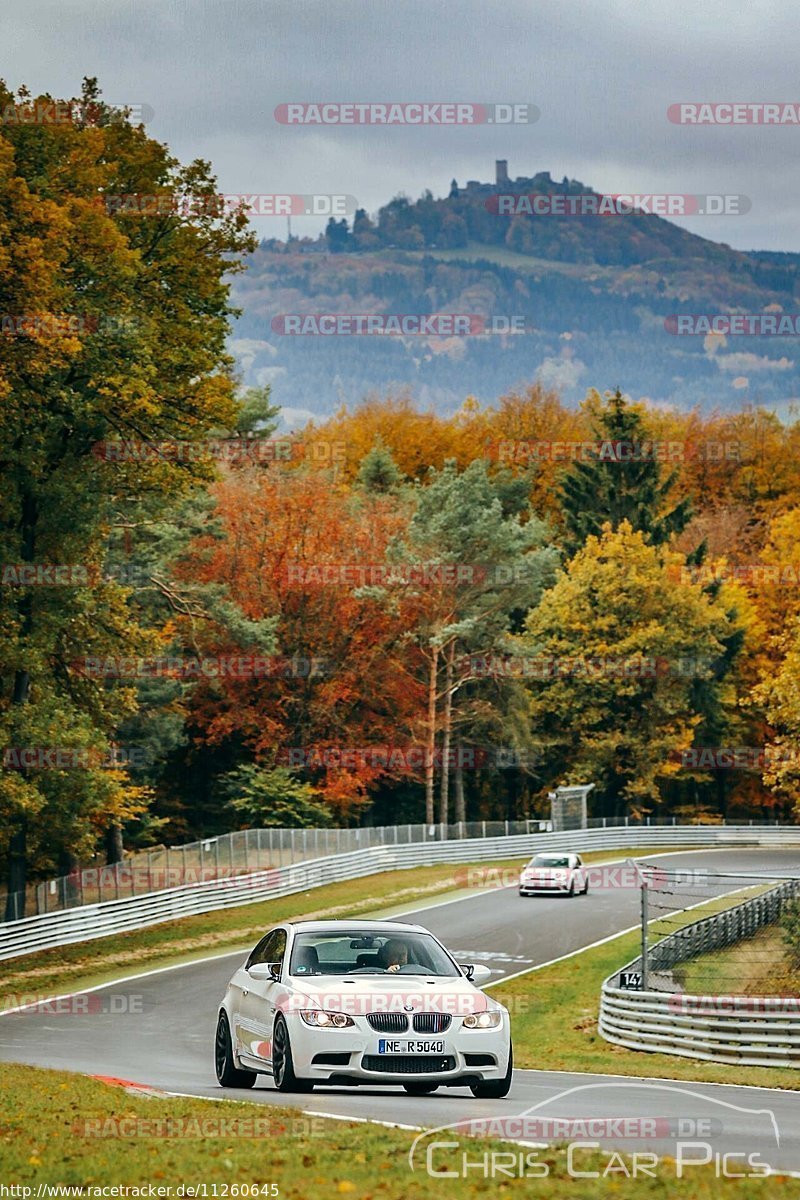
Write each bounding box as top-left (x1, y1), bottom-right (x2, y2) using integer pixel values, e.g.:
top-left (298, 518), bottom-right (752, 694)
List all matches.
top-left (677, 924), bottom-right (800, 996)
top-left (1, 1062), bottom-right (796, 1194)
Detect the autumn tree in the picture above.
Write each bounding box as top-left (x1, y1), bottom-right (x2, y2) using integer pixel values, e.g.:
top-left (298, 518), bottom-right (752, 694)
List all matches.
top-left (0, 77), bottom-right (254, 911)
top-left (172, 466), bottom-right (422, 822)
top-left (752, 617), bottom-right (800, 814)
top-left (521, 522), bottom-right (740, 816)
top-left (482, 383), bottom-right (589, 521)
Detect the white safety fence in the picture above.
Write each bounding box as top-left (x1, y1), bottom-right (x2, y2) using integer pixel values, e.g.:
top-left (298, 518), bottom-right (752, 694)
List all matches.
top-left (600, 877), bottom-right (800, 1068)
top-left (2, 823), bottom-right (799, 963)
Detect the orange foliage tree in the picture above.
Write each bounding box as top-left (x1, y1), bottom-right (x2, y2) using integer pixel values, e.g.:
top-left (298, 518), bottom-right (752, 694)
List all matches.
top-left (176, 466), bottom-right (426, 818)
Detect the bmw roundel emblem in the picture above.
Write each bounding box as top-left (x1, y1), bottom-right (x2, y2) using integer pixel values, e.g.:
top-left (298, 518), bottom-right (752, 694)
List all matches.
top-left (403, 1004), bottom-right (414, 1012)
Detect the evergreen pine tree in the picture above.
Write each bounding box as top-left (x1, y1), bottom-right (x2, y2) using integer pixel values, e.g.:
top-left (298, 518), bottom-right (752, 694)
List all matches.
top-left (559, 388), bottom-right (692, 552)
top-left (356, 441), bottom-right (404, 494)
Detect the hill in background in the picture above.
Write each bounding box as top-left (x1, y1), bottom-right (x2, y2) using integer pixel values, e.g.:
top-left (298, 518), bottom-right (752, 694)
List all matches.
top-left (229, 162), bottom-right (800, 420)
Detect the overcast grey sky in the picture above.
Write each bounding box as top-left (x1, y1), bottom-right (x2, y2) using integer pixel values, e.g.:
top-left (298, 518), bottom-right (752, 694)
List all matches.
top-left (3, 0), bottom-right (797, 250)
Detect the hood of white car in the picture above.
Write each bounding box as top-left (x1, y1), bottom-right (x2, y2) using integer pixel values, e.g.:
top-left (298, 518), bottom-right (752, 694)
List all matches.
top-left (285, 973), bottom-right (491, 1016)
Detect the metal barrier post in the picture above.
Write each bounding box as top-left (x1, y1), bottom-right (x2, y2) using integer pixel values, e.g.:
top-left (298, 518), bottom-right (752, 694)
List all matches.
top-left (641, 876), bottom-right (649, 992)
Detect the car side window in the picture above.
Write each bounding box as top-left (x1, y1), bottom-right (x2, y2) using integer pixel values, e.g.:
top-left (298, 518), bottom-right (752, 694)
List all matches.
top-left (270, 930), bottom-right (287, 969)
top-left (247, 929), bottom-right (284, 968)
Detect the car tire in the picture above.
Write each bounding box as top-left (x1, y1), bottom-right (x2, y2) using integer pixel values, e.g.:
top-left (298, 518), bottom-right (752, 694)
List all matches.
top-left (568, 880), bottom-right (575, 897)
top-left (403, 1082), bottom-right (439, 1095)
top-left (215, 1012), bottom-right (257, 1089)
top-left (582, 881), bottom-right (589, 895)
top-left (470, 1043), bottom-right (513, 1099)
top-left (272, 1015), bottom-right (313, 1093)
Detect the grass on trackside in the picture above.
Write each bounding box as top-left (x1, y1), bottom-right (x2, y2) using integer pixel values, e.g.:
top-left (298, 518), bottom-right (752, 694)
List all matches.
top-left (1, 1062), bottom-right (795, 1195)
top-left (677, 924), bottom-right (800, 997)
top-left (502, 886), bottom-right (800, 1091)
top-left (0, 846), bottom-right (670, 1002)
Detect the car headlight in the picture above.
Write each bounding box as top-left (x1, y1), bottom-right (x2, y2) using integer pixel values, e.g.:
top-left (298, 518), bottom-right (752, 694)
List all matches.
top-left (299, 1010), bottom-right (354, 1028)
top-left (462, 1011), bottom-right (503, 1030)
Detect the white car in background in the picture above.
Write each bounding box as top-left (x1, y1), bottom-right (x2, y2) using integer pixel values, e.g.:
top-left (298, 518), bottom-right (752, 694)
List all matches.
top-left (215, 919), bottom-right (512, 1097)
top-left (518, 852), bottom-right (589, 897)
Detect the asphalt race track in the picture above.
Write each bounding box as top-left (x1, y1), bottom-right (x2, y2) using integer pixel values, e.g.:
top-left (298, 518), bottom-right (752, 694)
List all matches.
top-left (2, 848), bottom-right (800, 1175)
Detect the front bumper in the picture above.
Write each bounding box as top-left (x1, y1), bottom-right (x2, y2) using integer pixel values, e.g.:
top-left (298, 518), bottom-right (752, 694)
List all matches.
top-left (519, 880), bottom-right (572, 894)
top-left (290, 1016), bottom-right (510, 1084)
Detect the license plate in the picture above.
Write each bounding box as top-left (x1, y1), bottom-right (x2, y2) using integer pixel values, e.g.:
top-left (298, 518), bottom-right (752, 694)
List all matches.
top-left (378, 1039), bottom-right (445, 1054)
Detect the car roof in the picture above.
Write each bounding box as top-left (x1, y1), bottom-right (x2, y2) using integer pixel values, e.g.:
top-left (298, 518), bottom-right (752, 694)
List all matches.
top-left (287, 919), bottom-right (428, 934)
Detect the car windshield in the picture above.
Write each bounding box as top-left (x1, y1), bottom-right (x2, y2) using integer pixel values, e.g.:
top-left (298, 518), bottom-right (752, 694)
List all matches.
top-left (530, 855), bottom-right (570, 867)
top-left (288, 930), bottom-right (462, 977)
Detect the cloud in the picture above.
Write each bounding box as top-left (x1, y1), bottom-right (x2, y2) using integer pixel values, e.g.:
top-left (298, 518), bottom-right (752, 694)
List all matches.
top-left (4, 0), bottom-right (799, 249)
top-left (715, 353), bottom-right (793, 373)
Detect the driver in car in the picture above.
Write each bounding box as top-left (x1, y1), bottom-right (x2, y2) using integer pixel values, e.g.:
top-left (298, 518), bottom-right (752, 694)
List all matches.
top-left (378, 938), bottom-right (409, 972)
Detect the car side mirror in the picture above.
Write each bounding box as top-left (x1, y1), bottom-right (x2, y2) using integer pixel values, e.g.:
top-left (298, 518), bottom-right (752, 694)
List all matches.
top-left (247, 962), bottom-right (281, 981)
top-left (464, 964), bottom-right (492, 987)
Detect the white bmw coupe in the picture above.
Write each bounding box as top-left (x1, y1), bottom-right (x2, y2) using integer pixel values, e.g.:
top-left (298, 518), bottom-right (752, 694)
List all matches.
top-left (215, 919), bottom-right (512, 1097)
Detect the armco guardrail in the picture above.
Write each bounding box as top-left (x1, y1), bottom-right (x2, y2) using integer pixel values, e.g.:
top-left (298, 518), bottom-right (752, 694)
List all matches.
top-left (600, 879), bottom-right (800, 1068)
top-left (7, 819), bottom-right (557, 920)
top-left (600, 987), bottom-right (800, 1068)
top-left (1, 823), bottom-right (799, 963)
